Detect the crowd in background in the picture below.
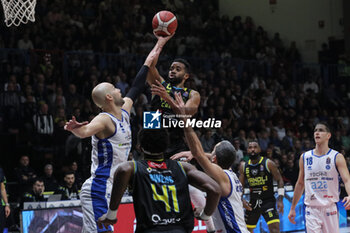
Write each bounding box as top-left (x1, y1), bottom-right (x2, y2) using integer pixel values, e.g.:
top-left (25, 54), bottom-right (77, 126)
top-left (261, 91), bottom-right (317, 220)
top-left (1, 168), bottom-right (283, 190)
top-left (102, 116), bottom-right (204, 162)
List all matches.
top-left (0, 1), bottom-right (350, 228)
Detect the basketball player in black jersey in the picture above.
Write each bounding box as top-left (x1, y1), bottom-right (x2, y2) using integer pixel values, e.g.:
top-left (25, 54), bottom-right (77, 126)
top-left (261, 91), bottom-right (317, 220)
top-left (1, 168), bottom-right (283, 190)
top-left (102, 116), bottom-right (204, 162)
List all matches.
top-left (239, 141), bottom-right (284, 233)
top-left (147, 33), bottom-right (200, 157)
top-left (98, 129), bottom-right (221, 233)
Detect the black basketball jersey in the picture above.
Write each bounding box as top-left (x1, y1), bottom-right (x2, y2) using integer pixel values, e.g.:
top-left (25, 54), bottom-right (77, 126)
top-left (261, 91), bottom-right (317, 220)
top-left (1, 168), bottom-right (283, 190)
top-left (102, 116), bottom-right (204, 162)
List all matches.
top-left (151, 81), bottom-right (193, 157)
top-left (151, 81), bottom-right (192, 115)
top-left (244, 157), bottom-right (274, 200)
top-left (132, 159), bottom-right (194, 233)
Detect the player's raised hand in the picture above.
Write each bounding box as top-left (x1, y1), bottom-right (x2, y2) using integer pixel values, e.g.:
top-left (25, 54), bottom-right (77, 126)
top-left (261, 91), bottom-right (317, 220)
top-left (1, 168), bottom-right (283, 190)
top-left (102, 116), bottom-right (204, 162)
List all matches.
top-left (153, 30), bottom-right (174, 45)
top-left (342, 196), bottom-right (350, 210)
top-left (288, 209), bottom-right (296, 224)
top-left (173, 91), bottom-right (186, 116)
top-left (151, 80), bottom-right (170, 100)
top-left (64, 116), bottom-right (88, 131)
top-left (97, 213), bottom-right (117, 229)
top-left (170, 151), bottom-right (193, 162)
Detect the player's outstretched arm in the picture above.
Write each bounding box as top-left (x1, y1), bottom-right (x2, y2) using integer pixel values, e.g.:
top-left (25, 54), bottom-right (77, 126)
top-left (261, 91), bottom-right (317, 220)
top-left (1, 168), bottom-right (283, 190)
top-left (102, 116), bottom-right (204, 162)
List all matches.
top-left (181, 162), bottom-right (221, 219)
top-left (288, 155), bottom-right (305, 224)
top-left (64, 115), bottom-right (106, 138)
top-left (123, 34), bottom-right (173, 114)
top-left (336, 153), bottom-right (350, 209)
top-left (146, 32), bottom-right (174, 86)
top-left (268, 160), bottom-right (284, 213)
top-left (98, 161), bottom-right (134, 228)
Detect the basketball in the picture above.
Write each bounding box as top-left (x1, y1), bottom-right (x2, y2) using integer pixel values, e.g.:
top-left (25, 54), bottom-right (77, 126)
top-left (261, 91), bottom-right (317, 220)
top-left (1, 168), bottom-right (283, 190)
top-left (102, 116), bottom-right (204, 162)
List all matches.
top-left (152, 11), bottom-right (178, 36)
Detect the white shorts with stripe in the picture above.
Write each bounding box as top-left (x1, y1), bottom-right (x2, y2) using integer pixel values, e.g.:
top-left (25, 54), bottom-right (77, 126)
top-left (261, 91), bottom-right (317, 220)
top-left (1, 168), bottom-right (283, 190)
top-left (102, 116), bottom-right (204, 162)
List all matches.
top-left (80, 177), bottom-right (114, 233)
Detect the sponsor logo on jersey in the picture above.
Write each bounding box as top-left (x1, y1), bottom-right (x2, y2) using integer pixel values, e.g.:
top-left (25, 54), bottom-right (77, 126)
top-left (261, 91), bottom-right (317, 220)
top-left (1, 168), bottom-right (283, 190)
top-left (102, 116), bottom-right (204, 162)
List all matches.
top-left (148, 161), bottom-right (167, 169)
top-left (326, 211), bottom-right (337, 216)
top-left (151, 214), bottom-right (180, 225)
top-left (310, 194), bottom-right (316, 200)
top-left (310, 171), bottom-right (327, 177)
top-left (251, 169), bottom-right (258, 176)
top-left (323, 195), bottom-right (334, 198)
top-left (306, 178), bottom-right (318, 181)
top-left (326, 157), bottom-right (331, 164)
top-left (248, 176), bottom-right (268, 186)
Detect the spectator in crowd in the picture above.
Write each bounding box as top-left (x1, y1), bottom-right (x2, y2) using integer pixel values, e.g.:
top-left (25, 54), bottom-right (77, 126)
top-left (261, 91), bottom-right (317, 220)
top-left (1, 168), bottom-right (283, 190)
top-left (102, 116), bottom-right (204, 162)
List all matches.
top-left (14, 155), bottom-right (37, 194)
top-left (200, 129), bottom-right (215, 152)
top-left (55, 171), bottom-right (79, 200)
top-left (41, 164), bottom-right (58, 192)
top-left (17, 34), bottom-right (34, 50)
top-left (21, 178), bottom-right (46, 208)
top-left (283, 159), bottom-right (299, 187)
top-left (32, 102), bottom-right (54, 153)
top-left (69, 161), bottom-right (83, 189)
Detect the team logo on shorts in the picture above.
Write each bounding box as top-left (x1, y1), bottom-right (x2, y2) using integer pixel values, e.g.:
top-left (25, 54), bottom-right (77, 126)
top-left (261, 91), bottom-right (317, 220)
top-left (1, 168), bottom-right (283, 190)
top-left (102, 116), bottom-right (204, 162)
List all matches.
top-left (143, 110), bottom-right (162, 129)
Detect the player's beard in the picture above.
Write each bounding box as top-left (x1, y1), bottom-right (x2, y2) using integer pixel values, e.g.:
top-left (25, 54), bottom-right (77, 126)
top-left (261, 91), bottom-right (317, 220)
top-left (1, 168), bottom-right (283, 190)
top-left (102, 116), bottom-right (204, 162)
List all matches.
top-left (249, 153), bottom-right (259, 160)
top-left (114, 97), bottom-right (125, 107)
top-left (169, 77), bottom-right (182, 85)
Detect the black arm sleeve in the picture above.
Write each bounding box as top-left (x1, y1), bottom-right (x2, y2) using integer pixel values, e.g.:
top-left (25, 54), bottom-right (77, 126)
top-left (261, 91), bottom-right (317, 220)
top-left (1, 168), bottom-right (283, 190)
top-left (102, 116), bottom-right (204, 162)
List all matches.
top-left (125, 65), bottom-right (149, 102)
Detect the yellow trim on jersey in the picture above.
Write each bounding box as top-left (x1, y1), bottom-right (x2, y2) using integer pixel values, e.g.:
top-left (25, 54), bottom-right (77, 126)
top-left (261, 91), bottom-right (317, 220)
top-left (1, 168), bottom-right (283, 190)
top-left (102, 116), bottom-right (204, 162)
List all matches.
top-left (177, 161), bottom-right (187, 177)
top-left (248, 156), bottom-right (264, 165)
top-left (267, 219), bottom-right (280, 225)
top-left (246, 224), bottom-right (256, 229)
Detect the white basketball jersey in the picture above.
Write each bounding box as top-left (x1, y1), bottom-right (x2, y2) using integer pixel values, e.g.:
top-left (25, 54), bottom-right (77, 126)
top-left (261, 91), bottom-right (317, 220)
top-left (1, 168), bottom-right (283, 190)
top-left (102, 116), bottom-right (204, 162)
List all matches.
top-left (304, 149), bottom-right (340, 207)
top-left (212, 170), bottom-right (249, 233)
top-left (90, 110), bottom-right (132, 181)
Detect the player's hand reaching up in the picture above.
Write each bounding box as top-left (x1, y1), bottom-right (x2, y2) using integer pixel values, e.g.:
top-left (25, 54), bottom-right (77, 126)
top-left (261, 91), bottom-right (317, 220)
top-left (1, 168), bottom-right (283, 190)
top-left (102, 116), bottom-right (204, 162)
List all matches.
top-left (342, 196), bottom-right (350, 210)
top-left (64, 116), bottom-right (88, 131)
top-left (97, 214), bottom-right (117, 229)
top-left (173, 91), bottom-right (187, 116)
top-left (151, 80), bottom-right (170, 101)
top-left (153, 31), bottom-right (174, 46)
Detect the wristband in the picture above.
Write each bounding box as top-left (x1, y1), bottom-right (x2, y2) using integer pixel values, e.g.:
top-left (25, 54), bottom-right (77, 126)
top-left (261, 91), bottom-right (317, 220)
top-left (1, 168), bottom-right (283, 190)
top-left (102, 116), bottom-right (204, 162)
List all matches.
top-left (199, 209), bottom-right (210, 221)
top-left (278, 188), bottom-right (285, 196)
top-left (5, 203), bottom-right (9, 206)
top-left (106, 209), bottom-right (118, 220)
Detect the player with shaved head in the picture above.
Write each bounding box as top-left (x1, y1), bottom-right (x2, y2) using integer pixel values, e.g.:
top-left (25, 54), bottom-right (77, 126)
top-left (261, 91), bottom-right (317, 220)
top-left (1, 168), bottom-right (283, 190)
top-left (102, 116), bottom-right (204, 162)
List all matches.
top-left (64, 35), bottom-right (173, 233)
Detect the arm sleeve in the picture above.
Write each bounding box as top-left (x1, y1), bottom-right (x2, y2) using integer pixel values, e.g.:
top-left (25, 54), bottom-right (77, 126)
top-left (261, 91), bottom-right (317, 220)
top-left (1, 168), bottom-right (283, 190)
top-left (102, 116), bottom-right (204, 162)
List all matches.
top-left (125, 65), bottom-right (149, 101)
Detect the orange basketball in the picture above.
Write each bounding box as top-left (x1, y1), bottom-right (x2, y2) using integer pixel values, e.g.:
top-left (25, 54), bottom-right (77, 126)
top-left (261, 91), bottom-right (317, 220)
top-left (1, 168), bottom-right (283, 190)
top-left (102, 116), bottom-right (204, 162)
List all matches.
top-left (152, 11), bottom-right (178, 36)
